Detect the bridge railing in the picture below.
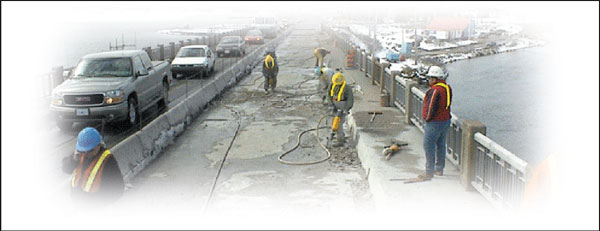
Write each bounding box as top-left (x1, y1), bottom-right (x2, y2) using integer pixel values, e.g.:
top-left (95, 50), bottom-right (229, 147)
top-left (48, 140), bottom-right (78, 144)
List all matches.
top-left (325, 24), bottom-right (530, 210)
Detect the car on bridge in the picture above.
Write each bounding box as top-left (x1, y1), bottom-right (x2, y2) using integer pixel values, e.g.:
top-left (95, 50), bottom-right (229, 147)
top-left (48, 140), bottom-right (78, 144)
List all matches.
top-left (244, 30), bottom-right (264, 44)
top-left (50, 50), bottom-right (171, 131)
top-left (171, 45), bottom-right (216, 79)
top-left (216, 36), bottom-right (246, 57)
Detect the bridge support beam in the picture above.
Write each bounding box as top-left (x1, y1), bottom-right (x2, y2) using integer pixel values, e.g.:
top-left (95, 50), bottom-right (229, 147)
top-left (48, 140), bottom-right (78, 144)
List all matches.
top-left (460, 120), bottom-right (487, 190)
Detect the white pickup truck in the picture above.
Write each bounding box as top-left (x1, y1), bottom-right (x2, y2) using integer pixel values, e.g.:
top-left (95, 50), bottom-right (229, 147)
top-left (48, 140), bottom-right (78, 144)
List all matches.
top-left (170, 45), bottom-right (216, 79)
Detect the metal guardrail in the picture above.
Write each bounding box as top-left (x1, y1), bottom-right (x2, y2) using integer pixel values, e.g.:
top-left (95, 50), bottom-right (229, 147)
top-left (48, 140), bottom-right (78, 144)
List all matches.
top-left (472, 132), bottom-right (528, 209)
top-left (392, 76), bottom-right (407, 114)
top-left (383, 68), bottom-right (392, 94)
top-left (409, 86), bottom-right (426, 133)
top-left (326, 24), bottom-right (533, 210)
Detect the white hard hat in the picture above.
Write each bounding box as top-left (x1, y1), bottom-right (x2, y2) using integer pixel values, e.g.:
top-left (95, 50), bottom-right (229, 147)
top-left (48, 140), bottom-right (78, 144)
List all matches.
top-left (426, 66), bottom-right (448, 79)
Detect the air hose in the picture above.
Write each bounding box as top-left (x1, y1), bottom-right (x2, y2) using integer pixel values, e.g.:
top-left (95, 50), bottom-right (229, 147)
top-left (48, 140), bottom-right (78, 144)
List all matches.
top-left (278, 115), bottom-right (332, 165)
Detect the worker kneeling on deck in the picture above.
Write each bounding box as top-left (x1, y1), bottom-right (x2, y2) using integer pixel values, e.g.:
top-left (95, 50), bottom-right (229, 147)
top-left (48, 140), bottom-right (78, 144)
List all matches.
top-left (314, 66), bottom-right (335, 105)
top-left (327, 71), bottom-right (354, 147)
top-left (262, 51), bottom-right (279, 94)
top-left (62, 127), bottom-right (124, 205)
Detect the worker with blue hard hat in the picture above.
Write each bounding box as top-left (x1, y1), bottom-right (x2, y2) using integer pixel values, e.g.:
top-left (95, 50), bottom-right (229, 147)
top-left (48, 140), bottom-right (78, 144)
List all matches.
top-left (62, 127), bottom-right (124, 204)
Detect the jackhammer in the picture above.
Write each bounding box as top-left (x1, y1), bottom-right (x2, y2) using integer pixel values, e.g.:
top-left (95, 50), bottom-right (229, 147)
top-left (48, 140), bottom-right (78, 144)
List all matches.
top-left (327, 109), bottom-right (342, 148)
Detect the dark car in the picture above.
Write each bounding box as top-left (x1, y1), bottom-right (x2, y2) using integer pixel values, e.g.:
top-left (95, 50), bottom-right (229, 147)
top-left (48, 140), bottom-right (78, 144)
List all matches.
top-left (244, 30), bottom-right (264, 45)
top-left (216, 36), bottom-right (246, 57)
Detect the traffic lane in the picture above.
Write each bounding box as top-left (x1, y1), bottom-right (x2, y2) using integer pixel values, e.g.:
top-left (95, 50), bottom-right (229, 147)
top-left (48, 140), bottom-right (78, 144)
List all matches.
top-left (42, 37), bottom-right (270, 192)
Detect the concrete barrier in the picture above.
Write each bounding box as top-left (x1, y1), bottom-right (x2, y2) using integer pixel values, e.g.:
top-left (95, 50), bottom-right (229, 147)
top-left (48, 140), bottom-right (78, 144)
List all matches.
top-left (111, 29), bottom-right (289, 182)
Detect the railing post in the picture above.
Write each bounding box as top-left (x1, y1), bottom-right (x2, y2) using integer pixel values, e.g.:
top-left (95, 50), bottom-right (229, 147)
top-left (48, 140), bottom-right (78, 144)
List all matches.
top-left (390, 70), bottom-right (400, 105)
top-left (169, 42), bottom-right (176, 60)
top-left (380, 61), bottom-right (388, 93)
top-left (404, 80), bottom-right (418, 124)
top-left (158, 44), bottom-right (165, 60)
top-left (360, 49), bottom-right (366, 71)
top-left (460, 120), bottom-right (487, 190)
top-left (371, 57), bottom-right (377, 85)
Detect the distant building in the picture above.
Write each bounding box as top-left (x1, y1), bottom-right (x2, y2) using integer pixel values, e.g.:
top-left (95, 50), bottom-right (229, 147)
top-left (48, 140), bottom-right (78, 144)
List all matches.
top-left (426, 18), bottom-right (475, 40)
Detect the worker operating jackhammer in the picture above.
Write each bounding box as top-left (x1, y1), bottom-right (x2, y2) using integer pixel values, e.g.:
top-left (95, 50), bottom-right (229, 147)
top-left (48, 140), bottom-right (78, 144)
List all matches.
top-left (313, 66), bottom-right (335, 105)
top-left (262, 50), bottom-right (279, 94)
top-left (327, 71), bottom-right (353, 148)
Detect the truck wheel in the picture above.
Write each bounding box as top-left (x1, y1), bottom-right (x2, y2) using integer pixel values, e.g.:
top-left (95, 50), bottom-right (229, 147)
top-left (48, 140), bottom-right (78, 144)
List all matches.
top-left (57, 120), bottom-right (73, 131)
top-left (127, 97), bottom-right (139, 128)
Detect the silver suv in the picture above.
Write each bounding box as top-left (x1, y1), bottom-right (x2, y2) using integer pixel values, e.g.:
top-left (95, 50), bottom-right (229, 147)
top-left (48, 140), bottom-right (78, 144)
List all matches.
top-left (50, 50), bottom-right (171, 131)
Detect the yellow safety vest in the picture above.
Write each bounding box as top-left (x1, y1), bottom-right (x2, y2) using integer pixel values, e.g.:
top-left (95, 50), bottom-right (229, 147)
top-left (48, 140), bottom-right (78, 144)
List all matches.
top-left (433, 83), bottom-right (451, 109)
top-left (71, 149), bottom-right (112, 193)
top-left (330, 81), bottom-right (346, 101)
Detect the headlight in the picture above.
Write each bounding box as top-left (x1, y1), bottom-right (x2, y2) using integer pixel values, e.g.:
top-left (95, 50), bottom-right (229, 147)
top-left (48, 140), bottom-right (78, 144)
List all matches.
top-left (51, 92), bottom-right (63, 105)
top-left (192, 64), bottom-right (205, 67)
top-left (105, 90), bottom-right (124, 104)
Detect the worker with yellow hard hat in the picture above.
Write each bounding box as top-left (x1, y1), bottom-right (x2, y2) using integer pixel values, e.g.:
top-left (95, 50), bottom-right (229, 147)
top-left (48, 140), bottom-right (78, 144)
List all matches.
top-left (262, 50), bottom-right (279, 94)
top-left (327, 70), bottom-right (353, 147)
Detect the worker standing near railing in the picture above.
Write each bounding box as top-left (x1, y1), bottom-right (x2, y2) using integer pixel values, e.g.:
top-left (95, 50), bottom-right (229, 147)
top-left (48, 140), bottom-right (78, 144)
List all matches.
top-left (61, 127), bottom-right (124, 206)
top-left (419, 66), bottom-right (452, 181)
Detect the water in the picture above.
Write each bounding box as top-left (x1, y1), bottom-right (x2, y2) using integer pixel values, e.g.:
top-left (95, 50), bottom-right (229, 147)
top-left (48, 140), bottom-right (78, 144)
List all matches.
top-left (445, 46), bottom-right (550, 165)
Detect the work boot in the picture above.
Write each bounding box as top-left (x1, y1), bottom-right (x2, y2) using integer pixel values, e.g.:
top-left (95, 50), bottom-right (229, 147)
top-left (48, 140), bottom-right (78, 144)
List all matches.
top-left (434, 170), bottom-right (443, 176)
top-left (417, 172), bottom-right (433, 181)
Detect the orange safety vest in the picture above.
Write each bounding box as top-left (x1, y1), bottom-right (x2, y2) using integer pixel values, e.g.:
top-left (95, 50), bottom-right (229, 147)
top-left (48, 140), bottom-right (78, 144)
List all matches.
top-left (71, 149), bottom-right (112, 193)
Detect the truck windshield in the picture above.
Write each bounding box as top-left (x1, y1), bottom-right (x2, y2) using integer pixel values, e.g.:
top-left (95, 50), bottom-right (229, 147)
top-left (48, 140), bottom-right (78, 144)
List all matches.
top-left (72, 58), bottom-right (132, 78)
top-left (176, 48), bottom-right (206, 58)
top-left (221, 37), bottom-right (239, 44)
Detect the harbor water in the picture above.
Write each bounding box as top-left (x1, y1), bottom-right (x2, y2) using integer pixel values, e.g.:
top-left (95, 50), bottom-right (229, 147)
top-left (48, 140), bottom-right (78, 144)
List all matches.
top-left (446, 46), bottom-right (551, 166)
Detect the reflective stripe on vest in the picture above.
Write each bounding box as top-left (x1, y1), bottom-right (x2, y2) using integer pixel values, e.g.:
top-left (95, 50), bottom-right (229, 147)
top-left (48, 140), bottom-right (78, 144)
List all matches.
top-left (71, 149), bottom-right (112, 192)
top-left (433, 83), bottom-right (450, 109)
top-left (330, 81), bottom-right (346, 101)
top-left (265, 55), bottom-right (274, 69)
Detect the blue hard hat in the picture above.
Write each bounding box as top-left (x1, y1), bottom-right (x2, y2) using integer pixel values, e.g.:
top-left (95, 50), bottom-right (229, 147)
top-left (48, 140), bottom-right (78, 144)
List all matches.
top-left (76, 127), bottom-right (102, 152)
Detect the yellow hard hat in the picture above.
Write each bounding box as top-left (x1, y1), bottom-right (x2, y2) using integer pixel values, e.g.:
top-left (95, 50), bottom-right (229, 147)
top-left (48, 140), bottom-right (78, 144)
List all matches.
top-left (265, 54), bottom-right (274, 69)
top-left (332, 72), bottom-right (345, 85)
